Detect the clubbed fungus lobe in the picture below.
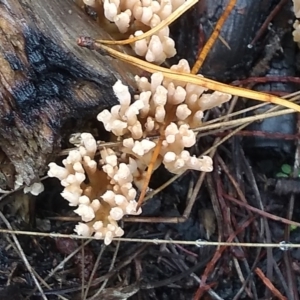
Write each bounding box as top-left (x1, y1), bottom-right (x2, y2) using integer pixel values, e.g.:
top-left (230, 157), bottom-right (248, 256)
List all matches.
top-left (83, 0), bottom-right (185, 64)
top-left (48, 133), bottom-right (141, 245)
top-left (98, 59), bottom-right (231, 176)
top-left (49, 59), bottom-right (231, 244)
top-left (50, 2), bottom-right (232, 246)
top-left (293, 0), bottom-right (300, 44)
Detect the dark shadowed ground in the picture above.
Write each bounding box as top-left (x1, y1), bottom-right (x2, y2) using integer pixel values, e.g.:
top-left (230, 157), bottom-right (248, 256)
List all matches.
top-left (0, 0), bottom-right (300, 299)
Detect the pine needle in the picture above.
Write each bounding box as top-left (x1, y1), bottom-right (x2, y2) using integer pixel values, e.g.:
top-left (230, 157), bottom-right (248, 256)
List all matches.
top-left (94, 42), bottom-right (300, 113)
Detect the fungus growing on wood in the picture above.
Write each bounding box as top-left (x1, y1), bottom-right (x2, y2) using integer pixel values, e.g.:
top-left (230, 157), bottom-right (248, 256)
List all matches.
top-left (48, 59), bottom-right (231, 245)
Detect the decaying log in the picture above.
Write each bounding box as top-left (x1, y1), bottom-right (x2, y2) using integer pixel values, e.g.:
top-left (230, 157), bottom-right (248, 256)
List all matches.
top-left (0, 0), bottom-right (140, 187)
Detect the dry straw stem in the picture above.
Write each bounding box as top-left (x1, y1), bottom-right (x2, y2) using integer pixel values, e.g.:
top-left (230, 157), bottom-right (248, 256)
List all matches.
top-left (96, 42), bottom-right (300, 113)
top-left (191, 0), bottom-right (237, 73)
top-left (136, 135), bottom-right (164, 209)
top-left (87, 241), bottom-right (120, 300)
top-left (83, 244), bottom-right (106, 300)
top-left (0, 212), bottom-right (48, 300)
top-left (255, 267), bottom-right (287, 300)
top-left (1, 228), bottom-right (300, 248)
top-left (96, 0), bottom-right (197, 45)
top-left (196, 91), bottom-right (300, 133)
top-left (57, 92), bottom-right (300, 158)
top-left (25, 239), bottom-right (89, 300)
top-left (57, 106), bottom-right (290, 162)
top-left (195, 108), bottom-right (295, 133)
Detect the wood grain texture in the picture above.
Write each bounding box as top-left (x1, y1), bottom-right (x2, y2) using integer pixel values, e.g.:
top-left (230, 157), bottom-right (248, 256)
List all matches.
top-left (0, 0), bottom-right (139, 186)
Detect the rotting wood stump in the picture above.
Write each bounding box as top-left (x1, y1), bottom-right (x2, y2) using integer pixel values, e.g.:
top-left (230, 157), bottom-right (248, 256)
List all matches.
top-left (0, 0), bottom-right (139, 188)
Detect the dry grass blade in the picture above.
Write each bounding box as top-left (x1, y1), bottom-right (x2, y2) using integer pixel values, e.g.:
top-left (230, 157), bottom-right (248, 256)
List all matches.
top-left (0, 211), bottom-right (47, 300)
top-left (24, 239), bottom-right (91, 299)
top-left (194, 90), bottom-right (300, 134)
top-left (83, 245), bottom-right (106, 300)
top-left (194, 108), bottom-right (295, 133)
top-left (255, 268), bottom-right (287, 300)
top-left (93, 42), bottom-right (300, 113)
top-left (136, 135), bottom-right (164, 209)
top-left (88, 241), bottom-right (121, 300)
top-left (191, 0), bottom-right (237, 74)
top-left (1, 228), bottom-right (300, 248)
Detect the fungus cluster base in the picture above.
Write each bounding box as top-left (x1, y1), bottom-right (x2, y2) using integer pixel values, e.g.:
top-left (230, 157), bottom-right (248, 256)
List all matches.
top-left (48, 59), bottom-right (231, 245)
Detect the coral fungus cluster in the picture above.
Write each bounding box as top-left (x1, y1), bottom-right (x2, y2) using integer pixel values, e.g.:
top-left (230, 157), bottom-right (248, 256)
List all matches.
top-left (98, 59), bottom-right (231, 176)
top-left (48, 59), bottom-right (231, 244)
top-left (293, 0), bottom-right (300, 44)
top-left (48, 133), bottom-right (141, 245)
top-left (82, 0), bottom-right (184, 63)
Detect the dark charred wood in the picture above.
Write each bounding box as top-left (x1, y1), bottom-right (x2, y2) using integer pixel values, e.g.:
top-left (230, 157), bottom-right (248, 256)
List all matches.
top-left (243, 2), bottom-right (297, 158)
top-left (0, 285), bottom-right (24, 300)
top-left (0, 0), bottom-right (139, 187)
top-left (171, 0), bottom-right (274, 81)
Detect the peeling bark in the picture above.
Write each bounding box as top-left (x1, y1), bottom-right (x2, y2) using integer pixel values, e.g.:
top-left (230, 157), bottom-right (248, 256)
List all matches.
top-left (0, 0), bottom-right (139, 187)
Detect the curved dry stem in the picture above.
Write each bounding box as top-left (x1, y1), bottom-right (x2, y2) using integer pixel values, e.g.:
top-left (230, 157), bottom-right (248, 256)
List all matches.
top-left (191, 0), bottom-right (237, 73)
top-left (95, 0), bottom-right (198, 45)
top-left (95, 43), bottom-right (300, 113)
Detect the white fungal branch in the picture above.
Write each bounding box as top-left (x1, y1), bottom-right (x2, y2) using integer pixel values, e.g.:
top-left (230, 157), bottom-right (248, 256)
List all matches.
top-left (83, 0), bottom-right (185, 63)
top-left (293, 0), bottom-right (300, 44)
top-left (48, 133), bottom-right (141, 245)
top-left (47, 1), bottom-right (234, 245)
top-left (98, 59), bottom-right (231, 177)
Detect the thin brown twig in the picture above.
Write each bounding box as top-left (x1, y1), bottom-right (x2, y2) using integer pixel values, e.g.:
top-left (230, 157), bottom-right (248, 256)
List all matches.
top-left (217, 155), bottom-right (248, 205)
top-left (140, 257), bottom-right (221, 300)
top-left (4, 235), bottom-right (58, 300)
top-left (205, 173), bottom-right (223, 243)
top-left (223, 193), bottom-right (300, 228)
top-left (88, 240), bottom-right (120, 300)
top-left (248, 0), bottom-right (289, 47)
top-left (0, 211), bottom-right (47, 300)
top-left (30, 268), bottom-right (69, 300)
top-left (233, 257), bottom-right (253, 298)
top-left (232, 75), bottom-right (300, 86)
top-left (232, 236), bottom-right (258, 300)
top-left (167, 241), bottom-right (223, 300)
top-left (233, 244), bottom-right (261, 300)
top-left (83, 244), bottom-right (106, 300)
top-left (240, 149), bottom-right (274, 298)
top-left (26, 239), bottom-right (92, 299)
top-left (193, 217), bottom-right (255, 300)
top-left (272, 257), bottom-right (292, 299)
top-left (255, 267), bottom-right (287, 300)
